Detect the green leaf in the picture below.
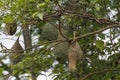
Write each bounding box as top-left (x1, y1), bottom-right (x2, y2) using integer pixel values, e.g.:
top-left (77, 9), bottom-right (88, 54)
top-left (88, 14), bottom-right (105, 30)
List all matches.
top-left (30, 0), bottom-right (35, 2)
top-left (95, 4), bottom-right (100, 11)
top-left (0, 68), bottom-right (3, 76)
top-left (91, 0), bottom-right (99, 4)
top-left (32, 12), bottom-right (38, 18)
top-left (3, 16), bottom-right (15, 23)
top-left (96, 40), bottom-right (104, 50)
top-left (37, 12), bottom-right (44, 20)
top-left (37, 2), bottom-right (46, 8)
top-left (45, 0), bottom-right (50, 3)
top-left (32, 12), bottom-right (44, 20)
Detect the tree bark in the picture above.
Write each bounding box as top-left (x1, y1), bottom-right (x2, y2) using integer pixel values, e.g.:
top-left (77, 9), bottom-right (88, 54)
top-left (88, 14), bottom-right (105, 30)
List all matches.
top-left (23, 26), bottom-right (37, 80)
top-left (23, 26), bottom-right (32, 50)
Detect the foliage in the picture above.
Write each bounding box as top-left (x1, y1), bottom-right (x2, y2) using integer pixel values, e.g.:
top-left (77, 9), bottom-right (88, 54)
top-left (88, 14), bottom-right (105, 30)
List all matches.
top-left (0, 0), bottom-right (120, 80)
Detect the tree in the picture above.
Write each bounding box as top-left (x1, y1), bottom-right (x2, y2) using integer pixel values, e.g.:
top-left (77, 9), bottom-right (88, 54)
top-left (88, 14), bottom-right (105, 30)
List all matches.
top-left (0, 0), bottom-right (120, 80)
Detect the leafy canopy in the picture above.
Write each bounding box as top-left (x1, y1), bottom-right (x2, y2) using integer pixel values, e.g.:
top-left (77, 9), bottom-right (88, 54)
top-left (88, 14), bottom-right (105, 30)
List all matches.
top-left (0, 0), bottom-right (120, 80)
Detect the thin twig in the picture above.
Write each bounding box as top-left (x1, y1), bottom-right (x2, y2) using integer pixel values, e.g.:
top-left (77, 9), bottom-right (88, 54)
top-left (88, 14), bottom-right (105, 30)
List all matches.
top-left (58, 19), bottom-right (69, 41)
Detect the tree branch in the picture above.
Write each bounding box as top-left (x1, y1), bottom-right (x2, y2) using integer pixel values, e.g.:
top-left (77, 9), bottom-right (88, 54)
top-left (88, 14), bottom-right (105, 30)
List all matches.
top-left (81, 69), bottom-right (120, 80)
top-left (0, 39), bottom-right (67, 53)
top-left (71, 24), bottom-right (120, 41)
top-left (65, 10), bottom-right (119, 25)
top-left (1, 24), bottom-right (119, 53)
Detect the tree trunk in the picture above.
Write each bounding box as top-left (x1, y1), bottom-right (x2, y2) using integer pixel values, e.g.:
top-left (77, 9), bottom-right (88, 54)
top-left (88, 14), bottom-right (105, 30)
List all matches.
top-left (31, 72), bottom-right (36, 80)
top-left (23, 26), bottom-right (37, 80)
top-left (23, 26), bottom-right (32, 50)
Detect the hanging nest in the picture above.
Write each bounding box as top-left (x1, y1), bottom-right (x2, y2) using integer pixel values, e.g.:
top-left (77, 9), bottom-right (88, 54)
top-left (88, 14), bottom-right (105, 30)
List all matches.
top-left (68, 41), bottom-right (83, 71)
top-left (10, 38), bottom-right (23, 64)
top-left (41, 23), bottom-right (58, 41)
top-left (4, 22), bottom-right (17, 35)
